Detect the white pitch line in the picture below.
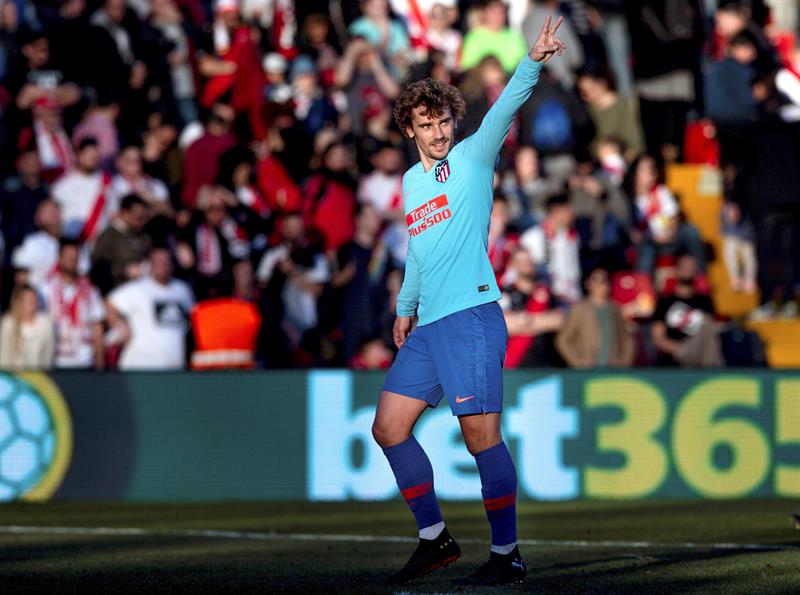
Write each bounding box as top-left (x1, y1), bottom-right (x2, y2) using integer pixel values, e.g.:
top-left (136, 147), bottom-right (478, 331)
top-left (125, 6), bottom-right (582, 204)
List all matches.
top-left (0, 526), bottom-right (797, 552)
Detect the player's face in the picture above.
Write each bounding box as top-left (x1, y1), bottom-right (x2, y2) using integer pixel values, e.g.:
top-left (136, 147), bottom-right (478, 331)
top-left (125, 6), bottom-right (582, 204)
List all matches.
top-left (408, 106), bottom-right (453, 165)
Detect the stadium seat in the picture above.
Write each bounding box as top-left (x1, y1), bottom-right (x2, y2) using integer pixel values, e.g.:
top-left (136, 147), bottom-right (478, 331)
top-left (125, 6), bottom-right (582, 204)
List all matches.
top-left (666, 164), bottom-right (759, 318)
top-left (745, 320), bottom-right (800, 368)
top-left (190, 298), bottom-right (262, 370)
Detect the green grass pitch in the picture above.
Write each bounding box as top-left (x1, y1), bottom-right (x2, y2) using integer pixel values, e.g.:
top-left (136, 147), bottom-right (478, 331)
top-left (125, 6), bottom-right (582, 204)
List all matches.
top-left (0, 499), bottom-right (798, 593)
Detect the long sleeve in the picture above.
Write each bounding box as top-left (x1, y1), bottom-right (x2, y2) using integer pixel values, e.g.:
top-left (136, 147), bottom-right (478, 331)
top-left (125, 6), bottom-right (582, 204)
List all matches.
top-left (396, 245), bottom-right (420, 317)
top-left (457, 57), bottom-right (543, 167)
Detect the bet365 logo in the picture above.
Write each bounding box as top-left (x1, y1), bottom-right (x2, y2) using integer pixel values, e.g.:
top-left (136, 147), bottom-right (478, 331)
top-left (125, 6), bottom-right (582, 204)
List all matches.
top-left (0, 373), bottom-right (72, 501)
top-left (306, 372), bottom-right (800, 501)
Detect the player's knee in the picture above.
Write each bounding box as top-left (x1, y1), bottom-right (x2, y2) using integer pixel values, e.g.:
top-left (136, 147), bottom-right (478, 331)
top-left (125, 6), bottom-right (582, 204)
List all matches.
top-left (371, 419), bottom-right (392, 447)
top-left (372, 419), bottom-right (409, 448)
top-left (464, 433), bottom-right (502, 456)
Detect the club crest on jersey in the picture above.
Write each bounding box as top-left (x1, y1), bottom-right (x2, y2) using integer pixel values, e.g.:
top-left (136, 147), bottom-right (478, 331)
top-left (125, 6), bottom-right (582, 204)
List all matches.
top-left (434, 160), bottom-right (450, 183)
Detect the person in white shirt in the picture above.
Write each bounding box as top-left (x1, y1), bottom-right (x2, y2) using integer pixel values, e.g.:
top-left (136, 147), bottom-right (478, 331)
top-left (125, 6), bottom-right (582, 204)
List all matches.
top-left (40, 239), bottom-right (106, 369)
top-left (12, 200), bottom-right (91, 290)
top-left (357, 143), bottom-right (408, 264)
top-left (0, 283), bottom-right (55, 370)
top-left (51, 137), bottom-right (111, 242)
top-left (630, 154), bottom-right (706, 276)
top-left (106, 247), bottom-right (195, 370)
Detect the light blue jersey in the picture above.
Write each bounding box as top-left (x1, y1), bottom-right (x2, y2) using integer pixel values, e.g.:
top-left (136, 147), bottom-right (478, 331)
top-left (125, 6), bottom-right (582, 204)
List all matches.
top-left (397, 57), bottom-right (543, 326)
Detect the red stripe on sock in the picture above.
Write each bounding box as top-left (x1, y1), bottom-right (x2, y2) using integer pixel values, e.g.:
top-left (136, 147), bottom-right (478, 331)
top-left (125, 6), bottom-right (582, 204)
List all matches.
top-left (401, 482), bottom-right (433, 500)
top-left (483, 492), bottom-right (516, 511)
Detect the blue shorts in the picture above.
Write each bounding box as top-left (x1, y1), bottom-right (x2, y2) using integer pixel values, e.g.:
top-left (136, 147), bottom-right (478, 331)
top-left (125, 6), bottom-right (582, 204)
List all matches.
top-left (382, 301), bottom-right (508, 416)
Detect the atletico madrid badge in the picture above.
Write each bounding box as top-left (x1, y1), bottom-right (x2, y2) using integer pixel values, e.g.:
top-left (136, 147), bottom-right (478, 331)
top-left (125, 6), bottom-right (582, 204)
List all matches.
top-left (435, 160), bottom-right (450, 183)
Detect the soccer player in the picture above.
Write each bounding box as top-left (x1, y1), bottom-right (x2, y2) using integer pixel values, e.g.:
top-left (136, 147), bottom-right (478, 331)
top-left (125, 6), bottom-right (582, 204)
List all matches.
top-left (371, 15), bottom-right (566, 586)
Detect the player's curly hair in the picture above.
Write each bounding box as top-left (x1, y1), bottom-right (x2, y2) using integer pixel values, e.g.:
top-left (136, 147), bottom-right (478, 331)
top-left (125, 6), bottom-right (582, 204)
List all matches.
top-left (393, 79), bottom-right (466, 139)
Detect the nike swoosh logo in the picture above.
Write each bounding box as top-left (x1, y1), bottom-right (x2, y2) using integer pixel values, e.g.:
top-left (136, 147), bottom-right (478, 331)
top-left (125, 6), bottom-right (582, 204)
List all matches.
top-left (455, 395), bottom-right (476, 404)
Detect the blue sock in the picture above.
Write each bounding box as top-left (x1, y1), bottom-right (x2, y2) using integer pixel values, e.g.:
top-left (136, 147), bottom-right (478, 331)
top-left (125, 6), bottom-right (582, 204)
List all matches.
top-left (382, 436), bottom-right (443, 532)
top-left (475, 441), bottom-right (517, 548)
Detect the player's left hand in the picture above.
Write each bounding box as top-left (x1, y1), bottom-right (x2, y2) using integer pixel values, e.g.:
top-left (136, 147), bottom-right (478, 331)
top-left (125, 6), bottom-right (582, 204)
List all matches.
top-left (529, 15), bottom-right (566, 63)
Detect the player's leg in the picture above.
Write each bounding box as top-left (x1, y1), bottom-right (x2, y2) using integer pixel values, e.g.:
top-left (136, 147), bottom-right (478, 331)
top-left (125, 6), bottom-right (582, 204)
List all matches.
top-left (458, 412), bottom-right (525, 585)
top-left (375, 329), bottom-right (460, 583)
top-left (432, 302), bottom-right (525, 585)
top-left (373, 390), bottom-right (445, 537)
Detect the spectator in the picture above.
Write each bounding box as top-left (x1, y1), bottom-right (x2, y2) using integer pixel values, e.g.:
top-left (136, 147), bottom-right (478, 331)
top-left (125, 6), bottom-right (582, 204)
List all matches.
top-left (651, 253), bottom-right (722, 367)
top-left (178, 184), bottom-right (250, 299)
top-left (302, 141), bottom-right (357, 252)
top-left (5, 28), bottom-right (80, 114)
top-left (520, 194), bottom-right (582, 304)
top-left (555, 266), bottom-right (633, 368)
top-left (595, 136), bottom-right (627, 186)
top-left (350, 336), bottom-right (393, 369)
top-left (425, 2), bottom-right (462, 72)
top-left (91, 194), bottom-right (152, 293)
top-left (522, 0), bottom-right (584, 89)
top-left (704, 32), bottom-right (758, 176)
top-left (40, 238), bottom-right (105, 370)
top-left (198, 0), bottom-right (266, 138)
top-left (568, 158), bottom-right (630, 272)
top-left (149, 0), bottom-right (198, 126)
top-left (357, 142), bottom-right (407, 262)
top-left (500, 144), bottom-right (562, 228)
top-left (106, 246), bottom-right (195, 370)
top-left (332, 202), bottom-right (395, 364)
top-left (713, 0), bottom-right (777, 73)
top-left (231, 258), bottom-right (259, 303)
top-left (334, 38), bottom-right (400, 137)
top-left (460, 0), bottom-right (527, 73)
top-left (358, 142), bottom-right (405, 218)
top-left (500, 246), bottom-right (563, 368)
top-left (180, 103), bottom-right (236, 208)
top-left (0, 145), bottom-right (48, 263)
top-left (71, 95), bottom-right (120, 168)
top-left (51, 137), bottom-right (111, 242)
top-left (487, 195), bottom-right (518, 284)
top-left (24, 96), bottom-right (75, 182)
top-left (576, 65), bottom-right (645, 160)
top-left (108, 145), bottom-right (172, 218)
top-left (459, 56), bottom-right (514, 145)
top-left (0, 282), bottom-right (54, 370)
top-left (721, 199), bottom-right (756, 294)
top-left (624, 0), bottom-right (705, 161)
top-left (737, 70), bottom-right (800, 320)
top-left (518, 67), bottom-right (594, 165)
top-left (217, 146), bottom-right (271, 221)
top-left (289, 55), bottom-right (338, 140)
top-left (262, 52), bottom-right (292, 103)
top-left (628, 154), bottom-right (706, 277)
top-left (11, 199), bottom-right (89, 289)
top-left (298, 14), bottom-right (339, 89)
top-left (347, 0), bottom-right (410, 66)
top-left (588, 0), bottom-right (633, 96)
top-left (256, 212), bottom-right (329, 367)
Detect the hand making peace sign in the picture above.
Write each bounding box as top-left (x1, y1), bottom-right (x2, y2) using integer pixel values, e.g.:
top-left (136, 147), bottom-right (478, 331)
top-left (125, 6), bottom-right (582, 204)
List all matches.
top-left (529, 15), bottom-right (567, 63)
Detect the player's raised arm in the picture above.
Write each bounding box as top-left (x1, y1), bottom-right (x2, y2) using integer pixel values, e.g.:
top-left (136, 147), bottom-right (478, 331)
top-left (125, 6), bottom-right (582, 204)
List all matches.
top-left (458, 15), bottom-right (566, 166)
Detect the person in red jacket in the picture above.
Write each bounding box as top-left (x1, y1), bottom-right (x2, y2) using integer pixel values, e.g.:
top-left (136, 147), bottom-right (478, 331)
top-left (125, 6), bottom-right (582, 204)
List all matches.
top-left (198, 0), bottom-right (267, 139)
top-left (302, 141), bottom-right (357, 252)
top-left (180, 103), bottom-right (236, 208)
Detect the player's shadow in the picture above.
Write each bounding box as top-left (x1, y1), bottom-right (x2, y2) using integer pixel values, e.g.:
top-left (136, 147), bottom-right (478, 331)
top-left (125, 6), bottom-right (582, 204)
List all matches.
top-left (530, 546), bottom-right (788, 594)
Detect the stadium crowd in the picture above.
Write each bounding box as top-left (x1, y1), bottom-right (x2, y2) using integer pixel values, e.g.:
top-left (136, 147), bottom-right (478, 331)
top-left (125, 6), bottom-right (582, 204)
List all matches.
top-left (0, 0), bottom-right (798, 370)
